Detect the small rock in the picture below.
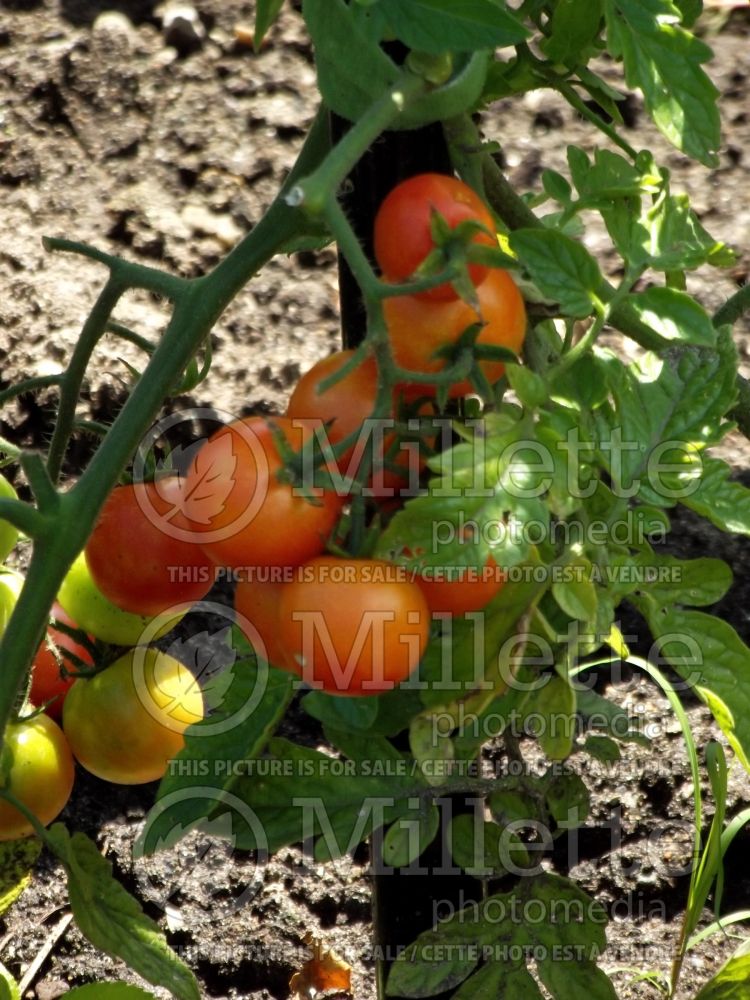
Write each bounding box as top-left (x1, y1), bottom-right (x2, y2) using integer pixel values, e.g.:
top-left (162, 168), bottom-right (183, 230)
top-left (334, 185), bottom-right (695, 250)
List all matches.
top-left (36, 980), bottom-right (69, 1000)
top-left (159, 3), bottom-right (205, 57)
top-left (182, 203), bottom-right (243, 247)
top-left (92, 10), bottom-right (136, 47)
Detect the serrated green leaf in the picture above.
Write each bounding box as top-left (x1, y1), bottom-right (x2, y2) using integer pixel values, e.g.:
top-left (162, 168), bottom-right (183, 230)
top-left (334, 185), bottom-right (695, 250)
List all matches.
top-left (541, 0), bottom-right (603, 67)
top-left (382, 802), bottom-right (440, 868)
top-left (453, 962), bottom-right (544, 999)
top-left (303, 0), bottom-right (399, 122)
top-left (582, 735), bottom-right (622, 763)
top-left (605, 0), bottom-right (720, 165)
top-left (46, 827), bottom-right (200, 1000)
top-left (681, 457), bottom-right (750, 535)
top-left (640, 605), bottom-right (750, 770)
top-left (627, 286), bottom-right (716, 347)
top-left (576, 686), bottom-right (650, 745)
top-left (304, 692), bottom-right (379, 731)
top-left (553, 562), bottom-right (598, 622)
top-left (253, 0), bottom-right (284, 49)
top-left (136, 629), bottom-right (294, 856)
top-left (66, 986), bottom-right (157, 999)
top-left (219, 738), bottom-right (425, 856)
top-left (527, 674), bottom-right (577, 760)
top-left (509, 230), bottom-right (603, 318)
top-left (594, 331), bottom-right (738, 503)
top-left (0, 838), bottom-right (41, 917)
top-left (538, 956), bottom-right (617, 999)
top-left (506, 364), bottom-right (548, 409)
top-left (449, 813), bottom-right (529, 878)
top-left (627, 554), bottom-right (732, 606)
top-left (545, 770), bottom-right (590, 826)
top-left (388, 872), bottom-right (610, 997)
top-left (379, 0), bottom-right (528, 54)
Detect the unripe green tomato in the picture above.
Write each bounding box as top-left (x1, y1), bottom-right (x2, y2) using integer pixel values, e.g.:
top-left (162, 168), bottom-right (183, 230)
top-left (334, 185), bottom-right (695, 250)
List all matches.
top-left (0, 713), bottom-right (75, 840)
top-left (0, 475), bottom-right (20, 563)
top-left (0, 567), bottom-right (24, 636)
top-left (57, 553), bottom-right (183, 647)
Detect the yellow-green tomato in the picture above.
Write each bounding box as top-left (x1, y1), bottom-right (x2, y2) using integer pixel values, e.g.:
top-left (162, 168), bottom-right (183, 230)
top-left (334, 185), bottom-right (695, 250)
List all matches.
top-left (63, 648), bottom-right (204, 784)
top-left (0, 568), bottom-right (24, 636)
top-left (0, 714), bottom-right (75, 841)
top-left (0, 475), bottom-right (19, 563)
top-left (57, 553), bottom-right (184, 647)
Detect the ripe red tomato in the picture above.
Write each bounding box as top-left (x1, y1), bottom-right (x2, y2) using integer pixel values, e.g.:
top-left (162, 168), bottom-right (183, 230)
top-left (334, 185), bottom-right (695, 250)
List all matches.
top-left (277, 557), bottom-right (430, 696)
top-left (30, 603), bottom-right (93, 720)
top-left (286, 352), bottom-right (429, 500)
top-left (234, 577), bottom-right (292, 670)
top-left (416, 559), bottom-right (505, 617)
top-left (383, 267), bottom-right (526, 397)
top-left (63, 648), bottom-right (204, 785)
top-left (374, 173), bottom-right (497, 300)
top-left (286, 351), bottom-right (381, 472)
top-left (0, 714), bottom-right (75, 841)
top-left (85, 477), bottom-right (214, 617)
top-left (183, 416), bottom-right (344, 571)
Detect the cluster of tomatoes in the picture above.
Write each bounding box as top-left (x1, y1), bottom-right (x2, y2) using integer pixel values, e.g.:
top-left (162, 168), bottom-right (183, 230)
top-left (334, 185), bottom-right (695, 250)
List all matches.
top-left (0, 173), bottom-right (525, 841)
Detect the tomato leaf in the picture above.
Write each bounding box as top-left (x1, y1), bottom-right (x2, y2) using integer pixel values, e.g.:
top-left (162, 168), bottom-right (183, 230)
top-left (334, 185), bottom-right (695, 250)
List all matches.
top-left (382, 801), bottom-right (440, 868)
top-left (253, 0), bottom-right (284, 50)
top-left (526, 673), bottom-right (577, 760)
top-left (680, 457), bottom-right (750, 536)
top-left (594, 331), bottom-right (738, 505)
top-left (136, 629), bottom-right (294, 856)
top-left (45, 826), bottom-right (200, 1000)
top-left (509, 230), bottom-right (603, 318)
top-left (387, 873), bottom-right (612, 998)
top-left (604, 0), bottom-right (720, 166)
top-left (302, 0), bottom-right (399, 122)
top-left (180, 433), bottom-right (236, 526)
top-left (377, 0), bottom-right (528, 54)
top-left (638, 605), bottom-right (750, 771)
top-left (541, 0), bottom-right (603, 67)
top-left (451, 962), bottom-right (545, 999)
top-left (626, 287), bottom-right (716, 347)
top-left (225, 737), bottom-right (427, 858)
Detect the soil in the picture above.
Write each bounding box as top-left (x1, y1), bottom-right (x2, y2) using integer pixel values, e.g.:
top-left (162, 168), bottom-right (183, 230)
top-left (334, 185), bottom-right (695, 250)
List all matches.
top-left (0, 1), bottom-right (749, 999)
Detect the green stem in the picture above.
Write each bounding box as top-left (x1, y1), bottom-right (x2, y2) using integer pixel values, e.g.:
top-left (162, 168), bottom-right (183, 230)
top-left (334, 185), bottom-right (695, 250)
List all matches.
top-left (0, 374), bottom-right (63, 407)
top-left (46, 279), bottom-right (125, 484)
top-left (291, 72), bottom-right (427, 216)
top-left (20, 453), bottom-right (60, 515)
top-left (0, 498), bottom-right (44, 537)
top-left (43, 238), bottom-right (188, 299)
top-left (555, 78), bottom-right (638, 160)
top-left (713, 282), bottom-right (750, 328)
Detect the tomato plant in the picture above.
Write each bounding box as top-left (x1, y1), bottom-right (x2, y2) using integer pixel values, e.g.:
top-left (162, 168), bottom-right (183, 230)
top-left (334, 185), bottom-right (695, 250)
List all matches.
top-left (374, 173), bottom-right (497, 299)
top-left (30, 603), bottom-right (93, 720)
top-left (0, 2), bottom-right (748, 998)
top-left (383, 266), bottom-right (526, 396)
top-left (63, 648), bottom-right (204, 785)
top-left (0, 713), bottom-right (75, 841)
top-left (277, 556), bottom-right (430, 695)
top-left (183, 415), bottom-right (344, 570)
top-left (85, 478), bottom-right (214, 617)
